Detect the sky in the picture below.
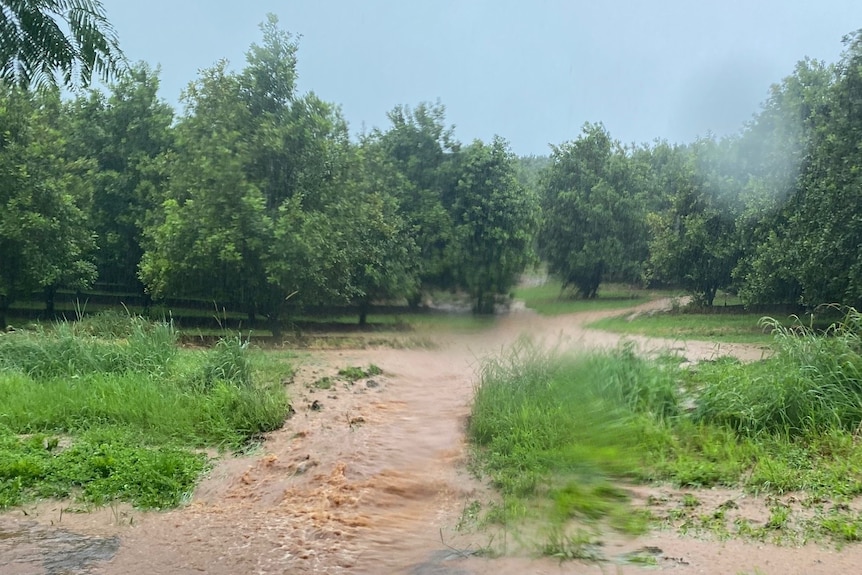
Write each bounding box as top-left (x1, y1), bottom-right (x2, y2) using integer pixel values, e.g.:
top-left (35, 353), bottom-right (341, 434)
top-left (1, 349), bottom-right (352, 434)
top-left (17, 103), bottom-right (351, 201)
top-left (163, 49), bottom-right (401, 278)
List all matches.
top-left (100, 0), bottom-right (860, 155)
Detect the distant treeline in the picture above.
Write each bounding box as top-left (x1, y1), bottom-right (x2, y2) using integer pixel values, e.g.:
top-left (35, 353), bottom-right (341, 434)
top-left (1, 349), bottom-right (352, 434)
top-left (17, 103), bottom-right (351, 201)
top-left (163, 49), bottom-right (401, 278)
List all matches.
top-left (2, 14), bottom-right (861, 329)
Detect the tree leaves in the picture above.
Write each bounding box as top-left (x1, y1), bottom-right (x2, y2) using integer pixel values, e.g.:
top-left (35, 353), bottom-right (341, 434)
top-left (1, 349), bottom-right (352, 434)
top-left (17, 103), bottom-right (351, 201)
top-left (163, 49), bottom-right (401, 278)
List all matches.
top-left (539, 123), bottom-right (647, 299)
top-left (0, 0), bottom-right (124, 90)
top-left (0, 86), bottom-right (96, 325)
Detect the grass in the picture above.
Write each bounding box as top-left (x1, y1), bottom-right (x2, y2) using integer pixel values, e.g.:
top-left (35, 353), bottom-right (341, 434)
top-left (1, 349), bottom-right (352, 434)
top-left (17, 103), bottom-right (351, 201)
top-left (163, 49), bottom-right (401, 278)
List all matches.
top-left (588, 300), bottom-right (839, 345)
top-left (512, 282), bottom-right (661, 316)
top-left (10, 300), bottom-right (249, 321)
top-left (468, 309), bottom-right (862, 557)
top-left (0, 312), bottom-right (293, 510)
top-left (588, 311), bottom-right (777, 344)
top-left (337, 364), bottom-right (383, 381)
top-left (8, 288), bottom-right (503, 346)
top-left (468, 340), bottom-right (674, 545)
top-left (0, 427), bottom-right (207, 509)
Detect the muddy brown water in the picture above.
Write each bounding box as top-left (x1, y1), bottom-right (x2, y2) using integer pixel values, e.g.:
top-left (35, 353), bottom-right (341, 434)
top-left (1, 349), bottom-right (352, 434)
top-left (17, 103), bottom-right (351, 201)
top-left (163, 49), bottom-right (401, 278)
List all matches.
top-left (4, 301), bottom-right (862, 575)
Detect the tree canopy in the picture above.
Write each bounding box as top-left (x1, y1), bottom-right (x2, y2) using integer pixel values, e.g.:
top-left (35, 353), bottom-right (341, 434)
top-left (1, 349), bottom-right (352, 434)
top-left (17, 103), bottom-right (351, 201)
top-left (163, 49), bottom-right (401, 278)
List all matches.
top-left (5, 13), bottom-right (862, 330)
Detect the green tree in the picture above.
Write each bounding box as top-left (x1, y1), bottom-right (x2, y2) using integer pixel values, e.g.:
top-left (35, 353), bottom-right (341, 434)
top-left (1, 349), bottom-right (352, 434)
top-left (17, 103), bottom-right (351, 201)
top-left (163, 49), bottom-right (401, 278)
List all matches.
top-left (0, 0), bottom-right (124, 89)
top-left (451, 136), bottom-right (539, 313)
top-left (646, 139), bottom-right (742, 306)
top-left (342, 140), bottom-right (418, 325)
top-left (515, 154), bottom-right (551, 191)
top-left (66, 63), bottom-right (174, 292)
top-left (139, 60), bottom-right (275, 322)
top-left (140, 15), bottom-right (357, 331)
top-left (0, 87), bottom-right (96, 327)
top-left (376, 102), bottom-right (460, 298)
top-left (539, 123), bottom-right (647, 298)
top-left (782, 32), bottom-right (862, 307)
top-left (732, 58), bottom-right (834, 306)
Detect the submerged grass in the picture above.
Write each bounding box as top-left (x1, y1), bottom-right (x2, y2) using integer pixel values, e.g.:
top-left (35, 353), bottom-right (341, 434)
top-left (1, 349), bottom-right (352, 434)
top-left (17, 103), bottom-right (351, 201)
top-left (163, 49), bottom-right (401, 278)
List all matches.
top-left (468, 308), bottom-right (862, 555)
top-left (0, 312), bottom-right (292, 510)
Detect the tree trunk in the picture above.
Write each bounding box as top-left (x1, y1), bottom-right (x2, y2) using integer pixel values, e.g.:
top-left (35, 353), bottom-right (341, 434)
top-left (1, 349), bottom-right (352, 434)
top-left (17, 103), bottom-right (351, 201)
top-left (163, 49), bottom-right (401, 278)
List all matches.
top-left (141, 287), bottom-right (152, 316)
top-left (268, 312), bottom-right (282, 340)
top-left (44, 285), bottom-right (56, 318)
top-left (0, 295), bottom-right (9, 330)
top-left (474, 291), bottom-right (495, 315)
top-left (407, 292), bottom-right (422, 310)
top-left (704, 286), bottom-right (717, 307)
top-left (358, 301), bottom-right (369, 327)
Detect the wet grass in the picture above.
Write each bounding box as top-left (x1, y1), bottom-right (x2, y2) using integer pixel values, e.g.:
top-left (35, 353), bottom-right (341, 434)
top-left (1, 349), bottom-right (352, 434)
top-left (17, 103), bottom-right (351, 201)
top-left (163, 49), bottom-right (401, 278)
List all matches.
top-left (588, 311), bottom-right (777, 344)
top-left (0, 313), bottom-right (293, 510)
top-left (588, 302), bottom-right (839, 345)
top-left (512, 282), bottom-right (667, 316)
top-left (468, 310), bottom-right (862, 556)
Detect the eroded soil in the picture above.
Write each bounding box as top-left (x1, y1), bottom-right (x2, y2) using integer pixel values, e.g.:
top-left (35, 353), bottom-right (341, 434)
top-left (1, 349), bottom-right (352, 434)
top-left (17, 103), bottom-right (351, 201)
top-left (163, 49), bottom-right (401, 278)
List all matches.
top-left (4, 301), bottom-right (861, 575)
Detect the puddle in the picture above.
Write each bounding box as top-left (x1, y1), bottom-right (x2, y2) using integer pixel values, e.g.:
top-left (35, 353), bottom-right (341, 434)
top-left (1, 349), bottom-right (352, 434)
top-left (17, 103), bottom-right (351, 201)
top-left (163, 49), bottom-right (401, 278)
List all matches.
top-left (0, 520), bottom-right (119, 575)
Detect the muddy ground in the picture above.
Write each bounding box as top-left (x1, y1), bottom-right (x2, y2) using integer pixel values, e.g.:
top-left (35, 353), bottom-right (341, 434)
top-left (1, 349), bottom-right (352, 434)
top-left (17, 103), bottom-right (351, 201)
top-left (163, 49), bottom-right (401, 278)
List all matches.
top-left (3, 301), bottom-right (862, 574)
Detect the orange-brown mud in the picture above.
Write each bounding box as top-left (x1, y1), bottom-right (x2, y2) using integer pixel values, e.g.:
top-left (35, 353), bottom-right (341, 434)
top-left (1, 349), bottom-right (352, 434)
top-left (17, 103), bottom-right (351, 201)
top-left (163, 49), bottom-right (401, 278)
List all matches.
top-left (4, 301), bottom-right (862, 575)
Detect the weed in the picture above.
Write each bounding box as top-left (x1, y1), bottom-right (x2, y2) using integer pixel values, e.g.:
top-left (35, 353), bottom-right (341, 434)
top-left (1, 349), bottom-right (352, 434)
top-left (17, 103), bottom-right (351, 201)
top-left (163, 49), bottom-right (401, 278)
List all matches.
top-left (367, 363), bottom-right (383, 376)
top-left (456, 500), bottom-right (483, 532)
top-left (540, 528), bottom-right (604, 562)
top-left (337, 366), bottom-right (366, 381)
top-left (766, 504), bottom-right (791, 530)
top-left (337, 364), bottom-right (383, 381)
top-left (815, 509), bottom-right (862, 544)
top-left (608, 507), bottom-right (651, 535)
top-left (551, 481), bottom-right (628, 522)
top-left (588, 311), bottom-right (776, 344)
top-left (734, 517), bottom-right (767, 541)
top-left (682, 493), bottom-right (701, 508)
top-left (197, 336), bottom-right (252, 389)
top-left (623, 549), bottom-right (660, 566)
top-left (312, 377), bottom-right (333, 390)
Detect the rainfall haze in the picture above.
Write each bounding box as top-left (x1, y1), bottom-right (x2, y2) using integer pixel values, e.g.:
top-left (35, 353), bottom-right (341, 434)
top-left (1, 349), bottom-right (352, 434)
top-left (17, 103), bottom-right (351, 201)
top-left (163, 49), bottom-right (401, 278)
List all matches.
top-left (102, 0), bottom-right (859, 155)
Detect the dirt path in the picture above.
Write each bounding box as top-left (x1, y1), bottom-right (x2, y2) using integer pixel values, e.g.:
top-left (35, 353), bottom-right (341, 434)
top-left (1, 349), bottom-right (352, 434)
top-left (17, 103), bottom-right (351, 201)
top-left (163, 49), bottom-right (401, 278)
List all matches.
top-left (4, 301), bottom-right (861, 574)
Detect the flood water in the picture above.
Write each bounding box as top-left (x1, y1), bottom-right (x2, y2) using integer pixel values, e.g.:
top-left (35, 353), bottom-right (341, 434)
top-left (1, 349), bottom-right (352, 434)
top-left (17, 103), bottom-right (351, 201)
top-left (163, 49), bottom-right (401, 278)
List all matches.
top-left (1, 520), bottom-right (118, 574)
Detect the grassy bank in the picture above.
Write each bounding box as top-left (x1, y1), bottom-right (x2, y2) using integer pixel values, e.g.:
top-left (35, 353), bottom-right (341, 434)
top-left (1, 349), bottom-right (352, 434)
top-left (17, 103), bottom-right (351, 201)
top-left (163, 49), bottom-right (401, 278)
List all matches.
top-left (0, 313), bottom-right (292, 510)
top-left (588, 311), bottom-right (776, 343)
top-left (468, 311), bottom-right (862, 557)
top-left (587, 300), bottom-right (839, 345)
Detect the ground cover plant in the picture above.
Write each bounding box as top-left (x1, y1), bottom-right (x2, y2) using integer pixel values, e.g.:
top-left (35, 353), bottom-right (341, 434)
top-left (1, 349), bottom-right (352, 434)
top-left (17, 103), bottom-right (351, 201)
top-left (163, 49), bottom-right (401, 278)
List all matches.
top-left (0, 313), bottom-right (292, 510)
top-left (468, 309), bottom-right (862, 557)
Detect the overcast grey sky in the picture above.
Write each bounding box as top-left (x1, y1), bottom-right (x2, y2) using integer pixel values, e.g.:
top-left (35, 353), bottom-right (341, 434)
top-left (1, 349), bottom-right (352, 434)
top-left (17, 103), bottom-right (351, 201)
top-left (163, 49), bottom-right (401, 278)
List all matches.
top-left (100, 1), bottom-right (859, 155)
